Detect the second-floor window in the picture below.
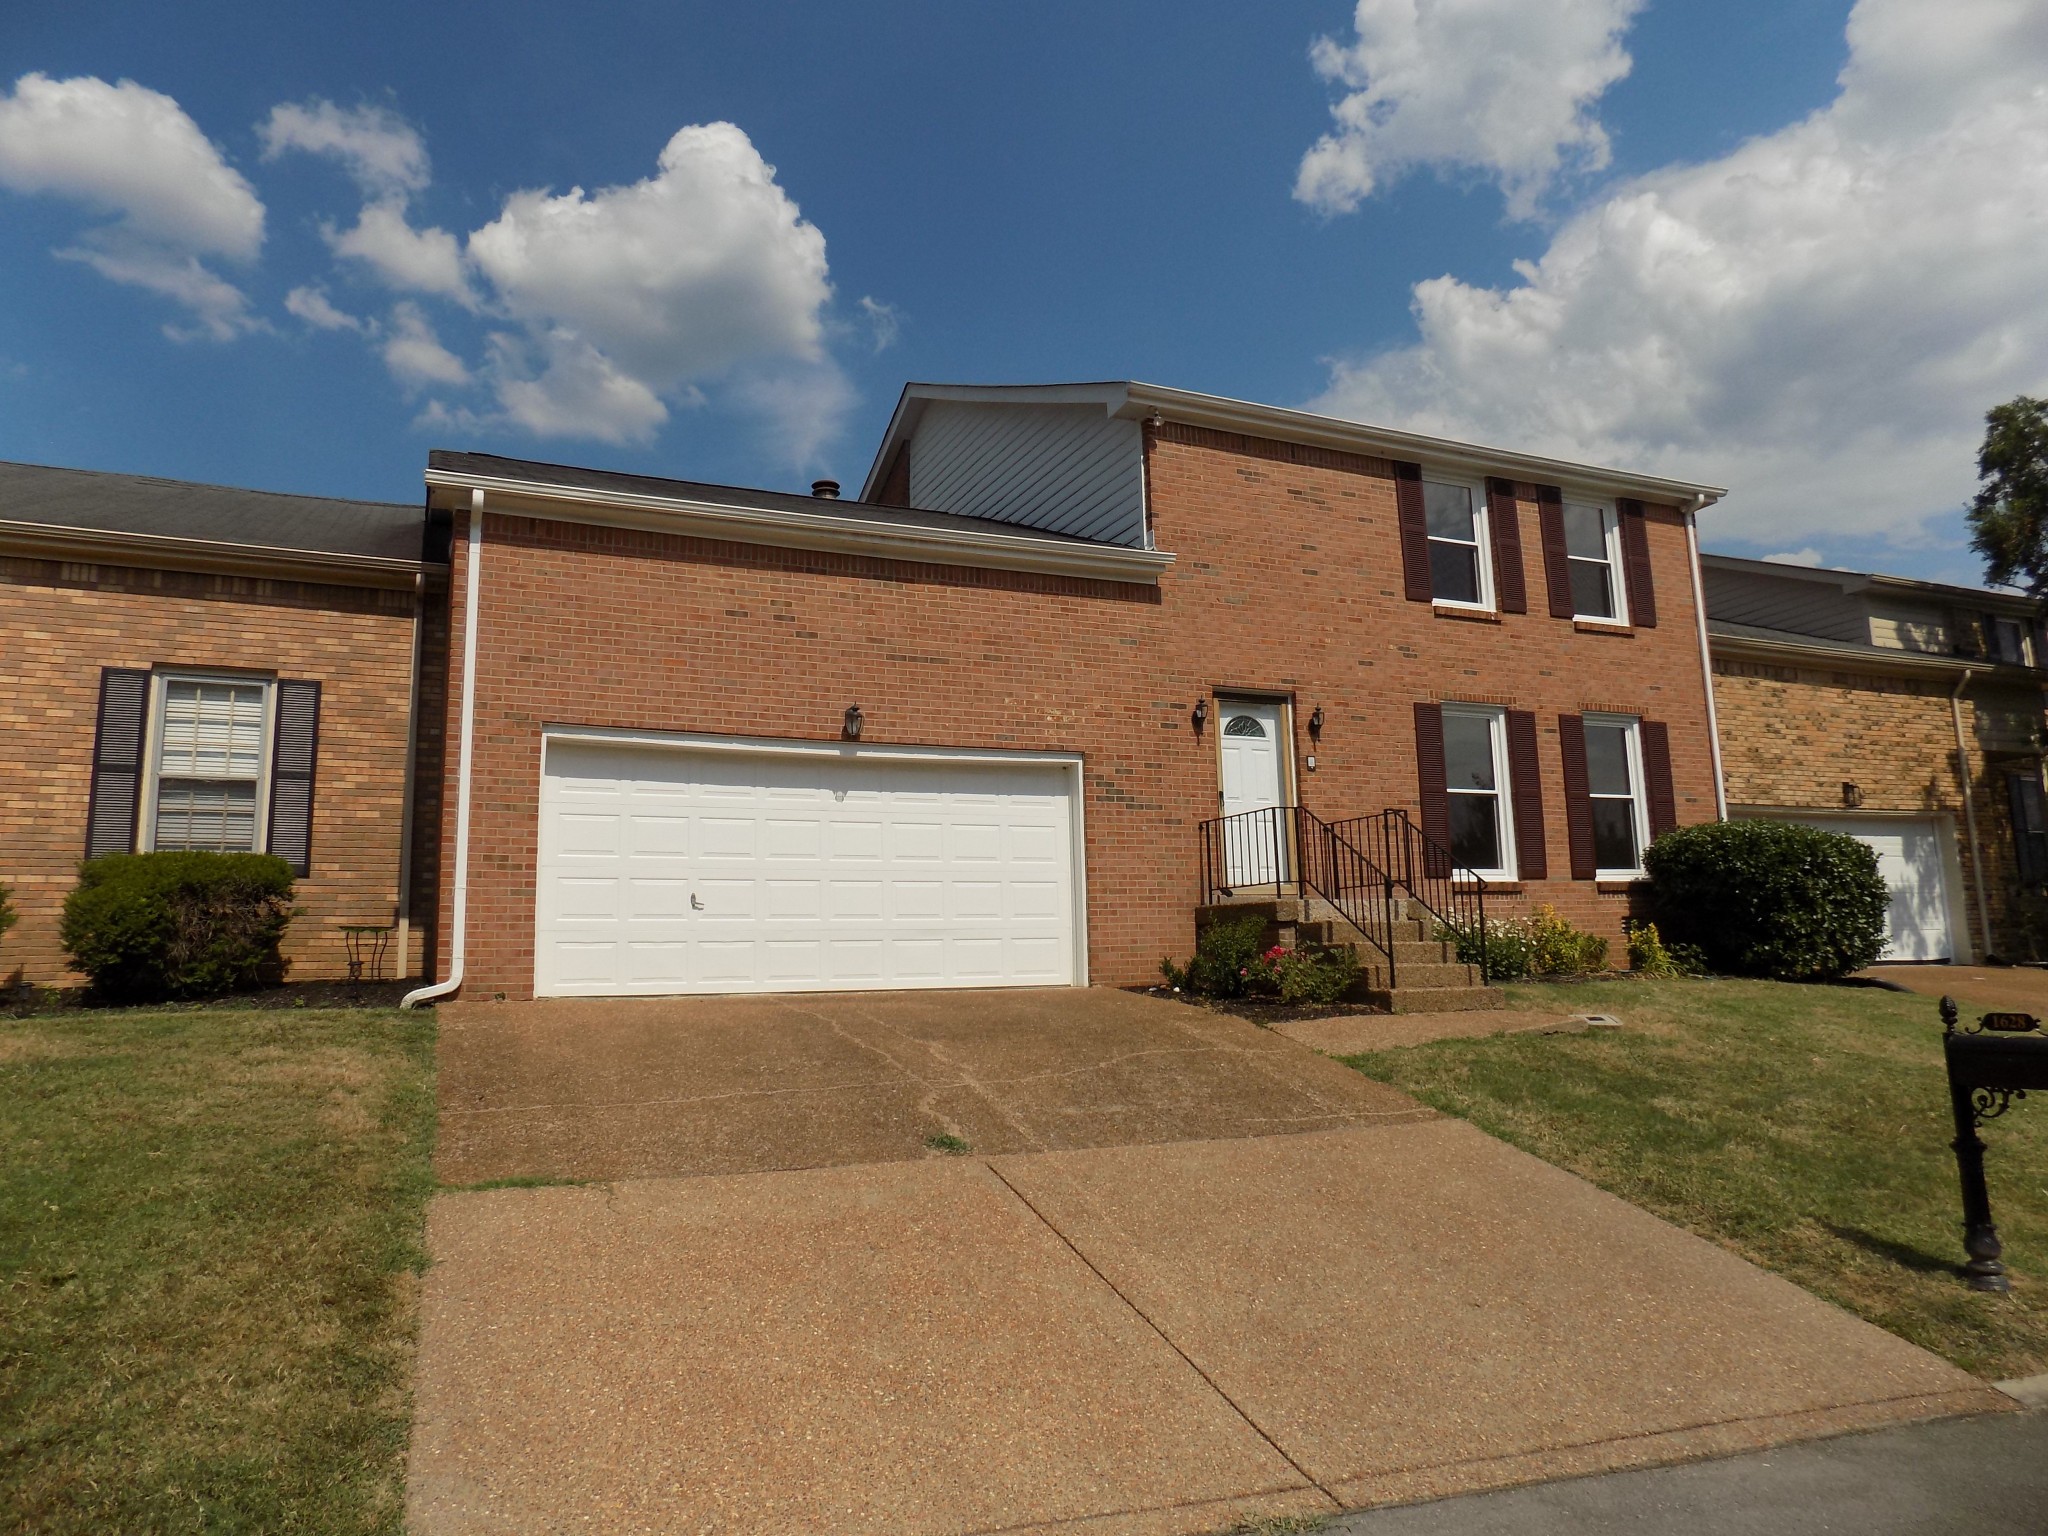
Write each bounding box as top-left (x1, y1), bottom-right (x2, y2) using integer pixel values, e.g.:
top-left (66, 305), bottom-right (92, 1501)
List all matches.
top-left (1990, 616), bottom-right (2032, 667)
top-left (1426, 481), bottom-right (1491, 608)
top-left (1564, 502), bottom-right (1627, 623)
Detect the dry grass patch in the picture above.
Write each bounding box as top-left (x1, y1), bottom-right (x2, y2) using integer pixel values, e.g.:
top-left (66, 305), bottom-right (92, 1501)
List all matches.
top-left (1, 1006), bottom-right (435, 1533)
top-left (1340, 977), bottom-right (2048, 1380)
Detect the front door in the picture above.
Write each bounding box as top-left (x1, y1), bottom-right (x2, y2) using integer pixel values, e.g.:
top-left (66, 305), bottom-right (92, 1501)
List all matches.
top-left (1217, 698), bottom-right (1288, 887)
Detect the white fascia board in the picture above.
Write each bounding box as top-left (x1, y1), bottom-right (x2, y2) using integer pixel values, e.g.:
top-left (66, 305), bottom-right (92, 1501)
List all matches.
top-left (0, 516), bottom-right (424, 589)
top-left (1117, 382), bottom-right (1726, 508)
top-left (424, 467), bottom-right (1174, 585)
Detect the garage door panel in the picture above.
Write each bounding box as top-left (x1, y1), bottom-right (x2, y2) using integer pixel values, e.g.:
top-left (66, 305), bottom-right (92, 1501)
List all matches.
top-left (1768, 814), bottom-right (1953, 962)
top-left (536, 740), bottom-right (1079, 996)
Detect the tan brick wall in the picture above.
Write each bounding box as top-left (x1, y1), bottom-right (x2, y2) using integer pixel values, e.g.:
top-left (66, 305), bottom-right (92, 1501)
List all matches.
top-left (0, 557), bottom-right (420, 986)
top-left (1713, 653), bottom-right (2048, 957)
top-left (432, 422), bottom-right (1721, 998)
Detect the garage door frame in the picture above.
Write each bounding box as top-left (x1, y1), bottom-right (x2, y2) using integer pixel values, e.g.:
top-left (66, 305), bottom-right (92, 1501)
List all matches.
top-left (535, 725), bottom-right (1090, 993)
top-left (1731, 805), bottom-right (1974, 964)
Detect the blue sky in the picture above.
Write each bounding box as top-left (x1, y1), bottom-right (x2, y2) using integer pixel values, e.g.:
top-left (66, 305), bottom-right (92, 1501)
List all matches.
top-left (3, 0), bottom-right (2043, 586)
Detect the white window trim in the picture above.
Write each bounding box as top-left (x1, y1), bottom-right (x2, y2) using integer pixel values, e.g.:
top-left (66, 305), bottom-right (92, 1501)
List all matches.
top-left (1442, 702), bottom-right (1517, 882)
top-left (1425, 476), bottom-right (1495, 613)
top-left (1584, 712), bottom-right (1650, 879)
top-left (138, 670), bottom-right (276, 855)
top-left (1563, 498), bottom-right (1630, 626)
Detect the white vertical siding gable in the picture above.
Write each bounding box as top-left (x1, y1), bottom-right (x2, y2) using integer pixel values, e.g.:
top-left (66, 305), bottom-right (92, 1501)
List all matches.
top-left (908, 401), bottom-right (1146, 548)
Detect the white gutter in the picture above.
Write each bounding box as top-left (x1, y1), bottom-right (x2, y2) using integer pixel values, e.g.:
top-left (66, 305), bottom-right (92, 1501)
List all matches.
top-left (1950, 667), bottom-right (1995, 961)
top-left (1686, 499), bottom-right (1729, 819)
top-left (402, 489), bottom-right (483, 1010)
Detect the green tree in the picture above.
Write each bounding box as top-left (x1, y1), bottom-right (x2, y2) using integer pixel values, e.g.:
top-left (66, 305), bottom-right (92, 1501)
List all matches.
top-left (1969, 395), bottom-right (2048, 595)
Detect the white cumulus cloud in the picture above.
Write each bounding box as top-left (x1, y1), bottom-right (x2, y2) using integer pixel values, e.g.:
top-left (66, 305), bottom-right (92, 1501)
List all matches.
top-left (258, 99), bottom-right (428, 199)
top-left (465, 121), bottom-right (837, 453)
top-left (381, 302), bottom-right (470, 390)
top-left (1308, 0), bottom-right (2048, 551)
top-left (0, 72), bottom-right (264, 338)
top-left (284, 283), bottom-right (368, 333)
top-left (1296, 0), bottom-right (1644, 219)
top-left (325, 199), bottom-right (476, 307)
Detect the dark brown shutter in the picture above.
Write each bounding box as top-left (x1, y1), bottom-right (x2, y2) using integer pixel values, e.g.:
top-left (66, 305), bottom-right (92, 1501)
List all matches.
top-left (1537, 484), bottom-right (1573, 618)
top-left (1505, 709), bottom-right (1547, 879)
top-left (267, 680), bottom-right (321, 876)
top-left (85, 667), bottom-right (151, 858)
top-left (1395, 461), bottom-right (1432, 603)
top-left (1413, 702), bottom-right (1450, 861)
top-left (1640, 719), bottom-right (1677, 840)
top-left (2010, 773), bottom-right (2048, 886)
top-left (1486, 477), bottom-right (1527, 614)
top-left (1557, 712), bottom-right (1597, 880)
top-left (1618, 498), bottom-right (1658, 628)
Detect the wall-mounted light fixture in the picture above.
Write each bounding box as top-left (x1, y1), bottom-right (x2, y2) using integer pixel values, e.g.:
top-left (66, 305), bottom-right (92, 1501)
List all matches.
top-left (1191, 698), bottom-right (1209, 734)
top-left (844, 703), bottom-right (864, 741)
top-left (1308, 705), bottom-right (1325, 741)
top-left (1842, 780), bottom-right (1863, 808)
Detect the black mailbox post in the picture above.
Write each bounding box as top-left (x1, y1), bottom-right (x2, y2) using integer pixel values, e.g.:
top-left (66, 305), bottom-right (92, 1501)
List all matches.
top-left (1941, 995), bottom-right (2048, 1291)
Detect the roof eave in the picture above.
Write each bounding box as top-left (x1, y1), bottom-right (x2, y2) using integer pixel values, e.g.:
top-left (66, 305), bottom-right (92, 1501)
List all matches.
top-left (0, 517), bottom-right (427, 589)
top-left (426, 466), bottom-right (1175, 585)
top-left (1709, 626), bottom-right (2045, 683)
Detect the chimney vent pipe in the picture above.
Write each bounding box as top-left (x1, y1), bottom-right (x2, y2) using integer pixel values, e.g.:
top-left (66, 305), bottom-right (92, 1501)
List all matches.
top-left (811, 479), bottom-right (841, 499)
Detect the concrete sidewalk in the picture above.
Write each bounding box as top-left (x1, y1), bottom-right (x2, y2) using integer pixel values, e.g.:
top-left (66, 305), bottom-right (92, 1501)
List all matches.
top-left (408, 1120), bottom-right (2006, 1535)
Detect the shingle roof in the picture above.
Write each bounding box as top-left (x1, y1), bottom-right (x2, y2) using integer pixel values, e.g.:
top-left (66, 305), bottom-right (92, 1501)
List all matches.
top-left (0, 459), bottom-right (426, 563)
top-left (427, 449), bottom-right (1106, 547)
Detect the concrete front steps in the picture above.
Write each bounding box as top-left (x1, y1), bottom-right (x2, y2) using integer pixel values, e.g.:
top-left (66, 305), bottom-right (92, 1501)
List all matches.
top-left (1196, 894), bottom-right (1505, 1014)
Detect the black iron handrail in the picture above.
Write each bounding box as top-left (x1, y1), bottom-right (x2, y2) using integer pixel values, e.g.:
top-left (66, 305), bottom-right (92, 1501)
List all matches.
top-left (1197, 804), bottom-right (1400, 986)
top-left (1330, 808), bottom-right (1489, 980)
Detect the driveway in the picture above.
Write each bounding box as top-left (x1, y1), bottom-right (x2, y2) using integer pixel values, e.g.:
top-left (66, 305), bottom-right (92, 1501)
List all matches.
top-left (411, 988), bottom-right (2010, 1535)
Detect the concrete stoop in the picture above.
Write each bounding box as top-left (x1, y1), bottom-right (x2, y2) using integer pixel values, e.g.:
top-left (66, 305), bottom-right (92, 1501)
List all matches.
top-left (1197, 894), bottom-right (1505, 1014)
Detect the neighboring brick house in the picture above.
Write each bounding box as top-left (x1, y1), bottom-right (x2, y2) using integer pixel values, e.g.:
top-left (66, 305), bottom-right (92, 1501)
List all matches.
top-left (412, 382), bottom-right (1728, 1004)
top-left (1704, 554), bottom-right (2048, 962)
top-left (0, 460), bottom-right (443, 986)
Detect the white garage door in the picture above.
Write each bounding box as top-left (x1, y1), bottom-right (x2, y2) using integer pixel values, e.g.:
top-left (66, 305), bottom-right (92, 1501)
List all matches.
top-left (536, 738), bottom-right (1080, 996)
top-left (1778, 815), bottom-right (1953, 962)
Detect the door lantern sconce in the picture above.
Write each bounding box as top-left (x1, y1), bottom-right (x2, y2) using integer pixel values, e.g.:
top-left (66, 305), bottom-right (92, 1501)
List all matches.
top-left (1842, 780), bottom-right (1863, 808)
top-left (1191, 699), bottom-right (1209, 735)
top-left (1308, 705), bottom-right (1325, 740)
top-left (843, 703), bottom-right (864, 741)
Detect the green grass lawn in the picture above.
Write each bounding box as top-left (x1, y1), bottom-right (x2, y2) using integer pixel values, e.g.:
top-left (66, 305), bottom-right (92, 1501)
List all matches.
top-left (1, 1005), bottom-right (436, 1534)
top-left (1341, 977), bottom-right (2048, 1381)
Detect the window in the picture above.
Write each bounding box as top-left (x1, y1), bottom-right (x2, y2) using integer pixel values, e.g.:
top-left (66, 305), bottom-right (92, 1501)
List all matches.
top-left (1583, 715), bottom-right (1649, 876)
top-left (1990, 616), bottom-right (2032, 667)
top-left (146, 676), bottom-right (272, 853)
top-left (1442, 705), bottom-right (1516, 878)
top-left (2011, 773), bottom-right (2048, 887)
top-left (1424, 480), bottom-right (1491, 608)
top-left (1563, 502), bottom-right (1626, 622)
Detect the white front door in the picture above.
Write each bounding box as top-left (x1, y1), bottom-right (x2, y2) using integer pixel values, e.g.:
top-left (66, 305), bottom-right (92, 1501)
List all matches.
top-left (1217, 699), bottom-right (1288, 887)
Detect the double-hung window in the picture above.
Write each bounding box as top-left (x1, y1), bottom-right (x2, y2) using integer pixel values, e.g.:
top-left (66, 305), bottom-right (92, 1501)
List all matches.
top-left (1441, 704), bottom-right (1516, 879)
top-left (1990, 616), bottom-right (2032, 667)
top-left (146, 675), bottom-right (273, 853)
top-left (1563, 501), bottom-right (1627, 623)
top-left (1425, 480), bottom-right (1492, 608)
top-left (1583, 714), bottom-right (1649, 876)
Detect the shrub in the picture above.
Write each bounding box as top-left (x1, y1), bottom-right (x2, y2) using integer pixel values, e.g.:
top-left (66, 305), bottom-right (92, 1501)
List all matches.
top-left (1163, 915), bottom-right (1359, 1003)
top-left (61, 852), bottom-right (296, 1005)
top-left (1625, 919), bottom-right (1706, 978)
top-left (1643, 819), bottom-right (1887, 980)
top-left (0, 881), bottom-right (15, 943)
top-left (1447, 904), bottom-right (1608, 980)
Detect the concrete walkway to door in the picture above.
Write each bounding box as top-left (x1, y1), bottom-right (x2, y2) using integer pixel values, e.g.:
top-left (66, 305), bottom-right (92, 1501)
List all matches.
top-left (412, 989), bottom-right (2011, 1535)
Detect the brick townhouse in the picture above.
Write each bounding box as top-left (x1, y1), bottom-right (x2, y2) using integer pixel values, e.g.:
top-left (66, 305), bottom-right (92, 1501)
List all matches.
top-left (0, 459), bottom-right (444, 986)
top-left (409, 382), bottom-right (1727, 1004)
top-left (1704, 554), bottom-right (2048, 963)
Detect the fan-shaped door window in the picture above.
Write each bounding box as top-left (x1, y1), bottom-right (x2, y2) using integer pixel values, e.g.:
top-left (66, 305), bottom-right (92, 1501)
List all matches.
top-left (1224, 714), bottom-right (1267, 738)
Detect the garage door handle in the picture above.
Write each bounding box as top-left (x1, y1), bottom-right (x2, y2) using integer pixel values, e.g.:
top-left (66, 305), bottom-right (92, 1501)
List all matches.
top-left (691, 893), bottom-right (704, 910)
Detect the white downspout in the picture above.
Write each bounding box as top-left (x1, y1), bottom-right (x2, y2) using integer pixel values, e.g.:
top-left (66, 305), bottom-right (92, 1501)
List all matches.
top-left (1951, 667), bottom-right (1994, 963)
top-left (402, 488), bottom-right (483, 1009)
top-left (1685, 501), bottom-right (1729, 819)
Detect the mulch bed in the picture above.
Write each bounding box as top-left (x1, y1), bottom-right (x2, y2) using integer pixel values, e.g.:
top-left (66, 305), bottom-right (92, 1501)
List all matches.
top-left (3, 977), bottom-right (419, 1018)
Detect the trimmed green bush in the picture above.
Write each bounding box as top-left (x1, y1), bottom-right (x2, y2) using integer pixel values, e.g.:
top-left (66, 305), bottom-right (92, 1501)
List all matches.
top-left (1644, 819), bottom-right (1887, 980)
top-left (61, 852), bottom-right (296, 1004)
top-left (0, 881), bottom-right (15, 943)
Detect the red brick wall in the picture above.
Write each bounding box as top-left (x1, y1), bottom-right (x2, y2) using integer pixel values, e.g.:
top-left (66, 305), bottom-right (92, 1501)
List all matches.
top-left (0, 557), bottom-right (421, 987)
top-left (432, 423), bottom-right (1719, 998)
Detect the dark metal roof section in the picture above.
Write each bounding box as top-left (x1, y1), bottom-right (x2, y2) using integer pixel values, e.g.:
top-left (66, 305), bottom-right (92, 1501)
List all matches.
top-left (0, 458), bottom-right (428, 563)
top-left (428, 449), bottom-right (1108, 547)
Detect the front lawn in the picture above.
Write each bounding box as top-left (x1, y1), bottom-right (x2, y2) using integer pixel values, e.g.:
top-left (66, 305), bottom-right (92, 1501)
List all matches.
top-left (1341, 977), bottom-right (2048, 1380)
top-left (1, 1005), bottom-right (436, 1533)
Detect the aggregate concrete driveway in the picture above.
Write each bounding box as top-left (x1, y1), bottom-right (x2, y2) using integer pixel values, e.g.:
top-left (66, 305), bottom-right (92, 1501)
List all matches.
top-left (411, 988), bottom-right (2010, 1536)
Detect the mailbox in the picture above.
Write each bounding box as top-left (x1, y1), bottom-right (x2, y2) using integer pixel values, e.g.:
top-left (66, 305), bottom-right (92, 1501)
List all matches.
top-left (1941, 996), bottom-right (2048, 1291)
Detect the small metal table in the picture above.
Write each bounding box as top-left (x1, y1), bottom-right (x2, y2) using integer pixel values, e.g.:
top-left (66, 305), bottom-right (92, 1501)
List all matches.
top-left (1940, 995), bottom-right (2048, 1291)
top-left (338, 925), bottom-right (396, 991)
